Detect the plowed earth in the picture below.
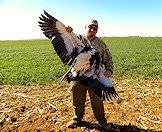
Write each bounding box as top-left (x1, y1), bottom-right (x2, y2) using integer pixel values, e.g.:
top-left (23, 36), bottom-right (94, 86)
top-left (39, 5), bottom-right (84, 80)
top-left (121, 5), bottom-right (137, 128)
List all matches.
top-left (0, 78), bottom-right (162, 132)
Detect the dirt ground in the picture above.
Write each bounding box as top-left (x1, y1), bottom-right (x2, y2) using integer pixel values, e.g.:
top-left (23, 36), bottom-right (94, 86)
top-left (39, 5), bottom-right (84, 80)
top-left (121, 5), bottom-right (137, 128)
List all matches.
top-left (0, 78), bottom-right (162, 132)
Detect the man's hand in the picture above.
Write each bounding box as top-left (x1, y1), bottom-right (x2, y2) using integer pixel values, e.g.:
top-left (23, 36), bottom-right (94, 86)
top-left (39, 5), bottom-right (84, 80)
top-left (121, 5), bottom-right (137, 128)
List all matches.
top-left (104, 70), bottom-right (112, 78)
top-left (65, 26), bottom-right (73, 33)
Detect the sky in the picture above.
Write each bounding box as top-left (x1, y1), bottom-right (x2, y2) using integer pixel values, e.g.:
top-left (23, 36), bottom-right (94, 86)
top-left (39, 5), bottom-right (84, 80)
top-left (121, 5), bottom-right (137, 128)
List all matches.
top-left (0, 0), bottom-right (162, 40)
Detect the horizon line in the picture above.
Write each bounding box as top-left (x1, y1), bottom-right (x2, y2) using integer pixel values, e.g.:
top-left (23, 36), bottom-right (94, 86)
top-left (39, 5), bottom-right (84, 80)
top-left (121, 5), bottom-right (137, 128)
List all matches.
top-left (1, 36), bottom-right (162, 41)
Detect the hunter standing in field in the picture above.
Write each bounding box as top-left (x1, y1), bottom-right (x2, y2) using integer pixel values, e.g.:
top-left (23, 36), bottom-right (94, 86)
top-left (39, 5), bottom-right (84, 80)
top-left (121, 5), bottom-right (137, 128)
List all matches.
top-left (66, 19), bottom-right (120, 131)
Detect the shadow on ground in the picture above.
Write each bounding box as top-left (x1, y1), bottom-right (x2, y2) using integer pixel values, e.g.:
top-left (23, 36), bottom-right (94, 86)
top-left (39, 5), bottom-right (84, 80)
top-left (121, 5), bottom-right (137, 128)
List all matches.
top-left (70, 121), bottom-right (159, 132)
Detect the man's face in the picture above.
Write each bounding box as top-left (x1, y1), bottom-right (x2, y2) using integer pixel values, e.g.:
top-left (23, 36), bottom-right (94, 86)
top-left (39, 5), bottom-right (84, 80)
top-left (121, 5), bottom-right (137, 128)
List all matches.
top-left (87, 25), bottom-right (98, 37)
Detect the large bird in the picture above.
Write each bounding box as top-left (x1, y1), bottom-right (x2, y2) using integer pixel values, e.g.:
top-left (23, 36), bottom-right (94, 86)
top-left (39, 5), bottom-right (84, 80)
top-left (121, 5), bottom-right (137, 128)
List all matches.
top-left (38, 11), bottom-right (118, 100)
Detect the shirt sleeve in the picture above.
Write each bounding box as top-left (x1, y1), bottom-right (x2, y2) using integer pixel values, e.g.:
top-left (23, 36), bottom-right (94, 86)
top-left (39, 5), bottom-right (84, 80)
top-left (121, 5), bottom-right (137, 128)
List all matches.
top-left (100, 40), bottom-right (114, 73)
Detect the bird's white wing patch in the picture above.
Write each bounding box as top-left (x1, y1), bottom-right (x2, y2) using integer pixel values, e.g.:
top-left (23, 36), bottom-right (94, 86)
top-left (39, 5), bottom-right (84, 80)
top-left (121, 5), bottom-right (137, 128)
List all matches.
top-left (74, 51), bottom-right (92, 73)
top-left (56, 21), bottom-right (84, 56)
top-left (55, 21), bottom-right (66, 33)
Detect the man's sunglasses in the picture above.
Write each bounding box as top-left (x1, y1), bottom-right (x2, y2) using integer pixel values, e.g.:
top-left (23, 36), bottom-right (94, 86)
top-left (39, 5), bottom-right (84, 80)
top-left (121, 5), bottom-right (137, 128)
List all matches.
top-left (88, 25), bottom-right (98, 31)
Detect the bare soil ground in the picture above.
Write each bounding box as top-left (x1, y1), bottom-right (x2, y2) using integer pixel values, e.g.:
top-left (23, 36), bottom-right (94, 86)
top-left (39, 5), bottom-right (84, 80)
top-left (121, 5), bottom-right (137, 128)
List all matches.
top-left (0, 78), bottom-right (162, 132)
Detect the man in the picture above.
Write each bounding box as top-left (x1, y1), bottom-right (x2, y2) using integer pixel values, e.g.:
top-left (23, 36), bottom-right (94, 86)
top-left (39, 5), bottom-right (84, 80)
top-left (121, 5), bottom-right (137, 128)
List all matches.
top-left (66, 19), bottom-right (119, 131)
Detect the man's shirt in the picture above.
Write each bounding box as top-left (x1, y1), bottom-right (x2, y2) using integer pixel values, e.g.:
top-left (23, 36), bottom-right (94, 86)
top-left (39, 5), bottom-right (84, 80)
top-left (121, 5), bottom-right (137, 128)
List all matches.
top-left (78, 35), bottom-right (114, 73)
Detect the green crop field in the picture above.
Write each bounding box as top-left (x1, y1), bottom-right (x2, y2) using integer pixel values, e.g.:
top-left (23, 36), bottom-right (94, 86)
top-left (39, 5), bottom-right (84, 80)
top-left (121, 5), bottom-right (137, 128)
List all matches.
top-left (0, 37), bottom-right (162, 85)
top-left (103, 37), bottom-right (162, 79)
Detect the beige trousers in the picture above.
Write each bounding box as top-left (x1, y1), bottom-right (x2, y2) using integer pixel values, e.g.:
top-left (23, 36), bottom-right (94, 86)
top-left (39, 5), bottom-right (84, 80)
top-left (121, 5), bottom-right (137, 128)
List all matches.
top-left (71, 81), bottom-right (107, 125)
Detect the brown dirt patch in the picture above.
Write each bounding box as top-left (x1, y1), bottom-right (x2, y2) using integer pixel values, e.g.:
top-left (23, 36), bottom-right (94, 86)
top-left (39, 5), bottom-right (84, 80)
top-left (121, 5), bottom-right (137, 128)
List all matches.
top-left (0, 78), bottom-right (161, 131)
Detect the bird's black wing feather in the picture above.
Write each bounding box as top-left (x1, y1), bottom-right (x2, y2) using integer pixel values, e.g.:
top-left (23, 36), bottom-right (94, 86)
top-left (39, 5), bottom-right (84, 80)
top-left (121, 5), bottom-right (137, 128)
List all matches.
top-left (38, 11), bottom-right (82, 65)
top-left (76, 76), bottom-right (118, 100)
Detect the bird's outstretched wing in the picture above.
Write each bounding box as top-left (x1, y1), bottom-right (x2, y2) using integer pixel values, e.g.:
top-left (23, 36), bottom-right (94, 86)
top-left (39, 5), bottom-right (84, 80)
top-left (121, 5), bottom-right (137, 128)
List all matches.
top-left (60, 44), bottom-right (118, 100)
top-left (78, 71), bottom-right (119, 101)
top-left (65, 50), bottom-right (119, 101)
top-left (38, 10), bottom-right (83, 65)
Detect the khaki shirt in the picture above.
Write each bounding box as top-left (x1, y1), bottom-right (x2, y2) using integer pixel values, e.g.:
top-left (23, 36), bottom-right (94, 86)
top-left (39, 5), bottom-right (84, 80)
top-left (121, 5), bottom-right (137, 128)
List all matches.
top-left (78, 35), bottom-right (114, 73)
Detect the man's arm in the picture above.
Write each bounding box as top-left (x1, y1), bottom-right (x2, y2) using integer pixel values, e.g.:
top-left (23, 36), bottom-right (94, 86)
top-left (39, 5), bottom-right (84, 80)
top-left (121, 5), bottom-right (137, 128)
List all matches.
top-left (103, 45), bottom-right (114, 72)
top-left (100, 40), bottom-right (114, 77)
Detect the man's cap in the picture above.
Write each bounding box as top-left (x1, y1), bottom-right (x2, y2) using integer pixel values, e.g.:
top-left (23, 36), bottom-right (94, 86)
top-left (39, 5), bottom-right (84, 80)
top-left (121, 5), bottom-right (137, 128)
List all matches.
top-left (87, 19), bottom-right (98, 27)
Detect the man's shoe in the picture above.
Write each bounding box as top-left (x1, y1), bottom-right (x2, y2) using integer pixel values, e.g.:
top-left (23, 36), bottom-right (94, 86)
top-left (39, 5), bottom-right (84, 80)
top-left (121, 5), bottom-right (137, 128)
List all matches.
top-left (100, 122), bottom-right (120, 132)
top-left (66, 119), bottom-right (82, 128)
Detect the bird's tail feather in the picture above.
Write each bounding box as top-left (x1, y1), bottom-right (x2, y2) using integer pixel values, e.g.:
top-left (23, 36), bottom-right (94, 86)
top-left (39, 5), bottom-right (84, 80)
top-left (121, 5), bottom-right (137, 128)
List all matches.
top-left (76, 76), bottom-right (118, 101)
